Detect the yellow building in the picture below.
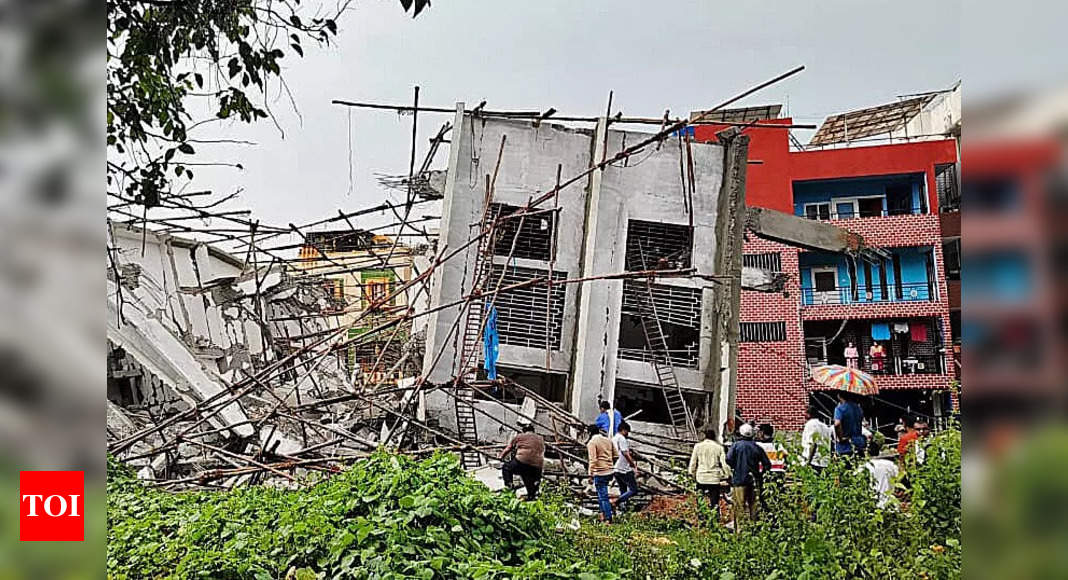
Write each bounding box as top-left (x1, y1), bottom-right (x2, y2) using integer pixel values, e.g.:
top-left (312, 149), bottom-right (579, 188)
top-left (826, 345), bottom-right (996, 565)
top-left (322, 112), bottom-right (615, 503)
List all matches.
top-left (296, 230), bottom-right (417, 384)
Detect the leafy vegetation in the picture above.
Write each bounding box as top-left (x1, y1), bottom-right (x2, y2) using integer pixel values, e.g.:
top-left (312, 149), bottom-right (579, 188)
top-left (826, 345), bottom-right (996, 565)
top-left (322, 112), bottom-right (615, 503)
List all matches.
top-left (106, 0), bottom-right (428, 208)
top-left (108, 427), bottom-right (961, 579)
top-left (107, 451), bottom-right (603, 579)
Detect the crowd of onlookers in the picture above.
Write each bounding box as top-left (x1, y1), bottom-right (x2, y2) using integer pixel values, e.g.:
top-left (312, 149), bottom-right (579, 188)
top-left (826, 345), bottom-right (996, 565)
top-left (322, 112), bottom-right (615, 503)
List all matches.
top-left (496, 394), bottom-right (934, 528)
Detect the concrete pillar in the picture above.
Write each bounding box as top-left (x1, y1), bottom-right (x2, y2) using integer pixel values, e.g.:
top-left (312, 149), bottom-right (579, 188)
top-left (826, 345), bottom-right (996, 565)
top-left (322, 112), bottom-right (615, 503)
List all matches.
top-left (569, 117), bottom-right (615, 423)
top-left (421, 103), bottom-right (469, 383)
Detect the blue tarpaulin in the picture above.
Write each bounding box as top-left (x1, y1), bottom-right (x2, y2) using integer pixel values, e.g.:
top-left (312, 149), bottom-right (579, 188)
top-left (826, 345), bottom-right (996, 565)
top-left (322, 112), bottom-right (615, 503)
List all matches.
top-left (871, 322), bottom-right (890, 341)
top-left (483, 305), bottom-right (499, 380)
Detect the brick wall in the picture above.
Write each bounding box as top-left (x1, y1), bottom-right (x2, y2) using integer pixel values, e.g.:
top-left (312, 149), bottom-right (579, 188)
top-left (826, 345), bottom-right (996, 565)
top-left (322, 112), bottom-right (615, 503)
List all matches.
top-left (737, 214), bottom-right (954, 431)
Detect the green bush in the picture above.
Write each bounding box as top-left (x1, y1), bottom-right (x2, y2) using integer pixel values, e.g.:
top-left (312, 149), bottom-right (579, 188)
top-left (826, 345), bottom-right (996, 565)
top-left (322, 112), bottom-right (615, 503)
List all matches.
top-left (107, 452), bottom-right (604, 579)
top-left (108, 427), bottom-right (961, 579)
top-left (573, 427), bottom-right (962, 580)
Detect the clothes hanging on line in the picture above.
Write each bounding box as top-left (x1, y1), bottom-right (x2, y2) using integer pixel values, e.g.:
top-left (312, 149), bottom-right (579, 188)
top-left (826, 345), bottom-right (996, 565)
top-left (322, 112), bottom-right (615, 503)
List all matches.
top-left (910, 322), bottom-right (928, 342)
top-left (893, 322), bottom-right (909, 334)
top-left (871, 323), bottom-right (890, 341)
top-left (483, 305), bottom-right (499, 380)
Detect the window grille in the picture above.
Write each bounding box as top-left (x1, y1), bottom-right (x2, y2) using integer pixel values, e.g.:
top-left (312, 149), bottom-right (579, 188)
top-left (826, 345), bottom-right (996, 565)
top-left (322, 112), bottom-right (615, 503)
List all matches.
top-left (488, 203), bottom-right (555, 261)
top-left (624, 220), bottom-right (693, 271)
top-left (740, 321), bottom-right (787, 342)
top-left (489, 264), bottom-right (567, 349)
top-left (743, 252), bottom-right (782, 272)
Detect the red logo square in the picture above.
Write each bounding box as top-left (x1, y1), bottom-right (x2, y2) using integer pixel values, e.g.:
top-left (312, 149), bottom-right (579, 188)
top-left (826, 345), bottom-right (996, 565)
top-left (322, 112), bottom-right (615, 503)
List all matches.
top-left (19, 471), bottom-right (84, 541)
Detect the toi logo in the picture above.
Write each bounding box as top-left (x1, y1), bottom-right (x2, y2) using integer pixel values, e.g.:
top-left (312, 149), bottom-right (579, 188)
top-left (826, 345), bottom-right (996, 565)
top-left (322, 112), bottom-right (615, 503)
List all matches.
top-left (19, 471), bottom-right (84, 541)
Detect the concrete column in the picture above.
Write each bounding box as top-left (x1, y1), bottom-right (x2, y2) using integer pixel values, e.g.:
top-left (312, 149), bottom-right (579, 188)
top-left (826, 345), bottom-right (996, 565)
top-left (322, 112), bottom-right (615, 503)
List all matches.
top-left (421, 103), bottom-right (468, 383)
top-left (569, 117), bottom-right (614, 422)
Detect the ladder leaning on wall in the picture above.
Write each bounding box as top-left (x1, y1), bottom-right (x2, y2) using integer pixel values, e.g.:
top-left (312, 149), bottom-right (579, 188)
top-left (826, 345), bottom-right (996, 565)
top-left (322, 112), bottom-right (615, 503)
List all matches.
top-left (635, 243), bottom-right (697, 439)
top-left (451, 191), bottom-right (499, 470)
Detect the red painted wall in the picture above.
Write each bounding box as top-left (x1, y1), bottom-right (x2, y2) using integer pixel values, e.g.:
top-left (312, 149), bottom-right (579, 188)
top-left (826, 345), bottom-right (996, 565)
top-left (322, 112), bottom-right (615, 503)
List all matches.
top-left (694, 120), bottom-right (957, 214)
top-left (695, 124), bottom-right (958, 430)
top-left (694, 119), bottom-right (794, 213)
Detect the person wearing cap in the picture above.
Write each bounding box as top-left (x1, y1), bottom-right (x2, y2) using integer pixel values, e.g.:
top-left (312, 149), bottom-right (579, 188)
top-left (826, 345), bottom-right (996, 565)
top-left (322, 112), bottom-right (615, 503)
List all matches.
top-left (586, 423), bottom-right (616, 523)
top-left (726, 422), bottom-right (771, 531)
top-left (499, 422), bottom-right (545, 500)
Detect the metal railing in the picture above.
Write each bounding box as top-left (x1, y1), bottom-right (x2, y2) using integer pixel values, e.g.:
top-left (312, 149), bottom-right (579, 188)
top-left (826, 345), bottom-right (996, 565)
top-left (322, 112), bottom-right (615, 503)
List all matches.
top-left (617, 346), bottom-right (700, 369)
top-left (810, 354), bottom-right (947, 376)
top-left (801, 281), bottom-right (935, 306)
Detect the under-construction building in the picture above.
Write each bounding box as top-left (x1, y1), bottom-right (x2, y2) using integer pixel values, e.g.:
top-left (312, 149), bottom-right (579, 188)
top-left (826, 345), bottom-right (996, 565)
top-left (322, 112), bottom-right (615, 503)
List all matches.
top-left (422, 106), bottom-right (749, 443)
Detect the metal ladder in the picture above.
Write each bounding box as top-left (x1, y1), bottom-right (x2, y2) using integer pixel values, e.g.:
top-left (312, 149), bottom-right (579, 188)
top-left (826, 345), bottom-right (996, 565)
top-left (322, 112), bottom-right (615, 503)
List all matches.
top-left (635, 244), bottom-right (696, 438)
top-left (452, 203), bottom-right (499, 470)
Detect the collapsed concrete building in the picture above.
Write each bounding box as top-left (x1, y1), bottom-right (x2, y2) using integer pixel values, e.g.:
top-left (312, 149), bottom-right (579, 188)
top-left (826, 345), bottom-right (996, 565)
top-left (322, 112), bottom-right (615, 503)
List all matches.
top-left (421, 108), bottom-right (750, 452)
top-left (106, 72), bottom-right (887, 492)
top-left (106, 225), bottom-right (352, 480)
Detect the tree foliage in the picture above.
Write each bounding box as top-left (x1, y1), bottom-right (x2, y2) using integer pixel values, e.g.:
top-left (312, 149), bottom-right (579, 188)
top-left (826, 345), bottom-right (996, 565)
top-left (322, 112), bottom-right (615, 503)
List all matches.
top-left (106, 0), bottom-right (429, 208)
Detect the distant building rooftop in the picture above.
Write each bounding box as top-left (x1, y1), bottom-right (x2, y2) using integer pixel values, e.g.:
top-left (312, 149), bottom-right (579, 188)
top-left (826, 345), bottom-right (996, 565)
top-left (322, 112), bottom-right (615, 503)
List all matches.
top-left (808, 95), bottom-right (937, 146)
top-left (304, 230), bottom-right (385, 253)
top-left (689, 104), bottom-right (782, 124)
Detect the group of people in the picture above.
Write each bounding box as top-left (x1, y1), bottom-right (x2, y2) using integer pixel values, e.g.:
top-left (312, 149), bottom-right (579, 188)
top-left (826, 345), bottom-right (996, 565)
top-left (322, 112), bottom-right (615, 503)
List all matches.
top-left (497, 400), bottom-right (639, 521)
top-left (497, 394), bottom-right (933, 528)
top-left (586, 401), bottom-right (639, 523)
top-left (843, 340), bottom-right (887, 372)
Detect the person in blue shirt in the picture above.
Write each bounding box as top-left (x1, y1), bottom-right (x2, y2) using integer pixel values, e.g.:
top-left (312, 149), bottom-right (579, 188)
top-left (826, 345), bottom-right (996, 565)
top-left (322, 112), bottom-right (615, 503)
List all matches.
top-left (595, 400), bottom-right (623, 436)
top-left (833, 391), bottom-right (867, 457)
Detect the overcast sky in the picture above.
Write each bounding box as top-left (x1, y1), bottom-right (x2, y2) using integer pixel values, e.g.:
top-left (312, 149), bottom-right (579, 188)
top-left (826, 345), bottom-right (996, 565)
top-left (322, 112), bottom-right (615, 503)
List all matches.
top-left (194, 0), bottom-right (962, 234)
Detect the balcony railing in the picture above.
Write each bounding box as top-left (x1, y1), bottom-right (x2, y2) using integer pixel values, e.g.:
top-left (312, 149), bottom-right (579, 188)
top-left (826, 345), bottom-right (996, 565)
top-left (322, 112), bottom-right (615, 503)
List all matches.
top-left (809, 354), bottom-right (947, 376)
top-left (801, 282), bottom-right (935, 306)
top-left (618, 346), bottom-right (700, 369)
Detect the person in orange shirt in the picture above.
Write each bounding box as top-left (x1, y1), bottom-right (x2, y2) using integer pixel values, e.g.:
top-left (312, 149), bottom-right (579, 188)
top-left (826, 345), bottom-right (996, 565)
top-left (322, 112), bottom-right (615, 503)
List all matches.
top-left (897, 418), bottom-right (929, 464)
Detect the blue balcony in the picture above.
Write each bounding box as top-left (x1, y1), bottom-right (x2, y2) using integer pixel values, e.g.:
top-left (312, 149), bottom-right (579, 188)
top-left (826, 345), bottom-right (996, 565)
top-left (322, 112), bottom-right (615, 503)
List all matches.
top-left (800, 246), bottom-right (938, 307)
top-left (793, 173), bottom-right (929, 220)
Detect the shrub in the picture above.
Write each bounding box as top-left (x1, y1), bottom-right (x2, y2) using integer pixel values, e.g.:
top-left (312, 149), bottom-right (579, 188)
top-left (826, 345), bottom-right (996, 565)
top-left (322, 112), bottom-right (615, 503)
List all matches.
top-left (107, 452), bottom-right (604, 579)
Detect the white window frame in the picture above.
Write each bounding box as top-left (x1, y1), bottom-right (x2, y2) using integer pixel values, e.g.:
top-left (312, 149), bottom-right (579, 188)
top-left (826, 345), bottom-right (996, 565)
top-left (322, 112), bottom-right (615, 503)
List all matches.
top-left (809, 266), bottom-right (841, 305)
top-left (831, 195), bottom-right (885, 219)
top-left (804, 202), bottom-right (831, 220)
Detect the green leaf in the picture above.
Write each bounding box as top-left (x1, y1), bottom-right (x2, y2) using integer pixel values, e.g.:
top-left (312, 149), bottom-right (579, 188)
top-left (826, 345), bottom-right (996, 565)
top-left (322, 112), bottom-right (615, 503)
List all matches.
top-left (291, 43), bottom-right (304, 57)
top-left (178, 143), bottom-right (194, 154)
top-left (398, 495), bottom-right (416, 508)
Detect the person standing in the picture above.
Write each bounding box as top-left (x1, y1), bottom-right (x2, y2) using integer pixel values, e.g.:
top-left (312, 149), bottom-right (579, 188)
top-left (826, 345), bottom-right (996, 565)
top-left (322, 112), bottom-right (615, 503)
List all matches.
top-left (688, 426), bottom-right (732, 523)
top-left (801, 406), bottom-right (833, 472)
top-left (756, 424), bottom-right (787, 475)
top-left (833, 391), bottom-right (867, 457)
top-left (844, 341), bottom-right (859, 368)
top-left (595, 400), bottom-right (624, 436)
top-left (586, 424), bottom-right (615, 523)
top-left (726, 423), bottom-right (771, 531)
top-left (611, 422), bottom-right (639, 512)
top-left (898, 419), bottom-right (930, 466)
top-left (869, 342), bottom-right (887, 373)
top-left (499, 422), bottom-right (545, 500)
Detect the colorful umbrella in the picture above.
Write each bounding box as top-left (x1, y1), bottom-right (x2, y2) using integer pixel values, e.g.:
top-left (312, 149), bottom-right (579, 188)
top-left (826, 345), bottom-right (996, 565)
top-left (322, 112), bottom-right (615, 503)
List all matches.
top-left (810, 364), bottom-right (878, 395)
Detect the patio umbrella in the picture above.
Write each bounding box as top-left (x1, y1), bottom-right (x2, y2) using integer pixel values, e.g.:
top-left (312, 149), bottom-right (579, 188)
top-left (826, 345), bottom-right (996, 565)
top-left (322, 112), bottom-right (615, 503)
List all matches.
top-left (810, 364), bottom-right (879, 396)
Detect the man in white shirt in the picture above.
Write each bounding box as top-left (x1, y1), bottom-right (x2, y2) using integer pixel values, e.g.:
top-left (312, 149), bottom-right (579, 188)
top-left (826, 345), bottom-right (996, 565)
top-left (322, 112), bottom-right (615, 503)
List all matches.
top-left (611, 422), bottom-right (639, 512)
top-left (862, 440), bottom-right (900, 509)
top-left (802, 406), bottom-right (833, 472)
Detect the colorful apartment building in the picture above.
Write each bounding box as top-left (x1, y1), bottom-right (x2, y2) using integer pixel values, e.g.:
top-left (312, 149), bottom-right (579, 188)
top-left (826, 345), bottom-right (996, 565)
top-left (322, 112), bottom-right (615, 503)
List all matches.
top-left (694, 96), bottom-right (960, 434)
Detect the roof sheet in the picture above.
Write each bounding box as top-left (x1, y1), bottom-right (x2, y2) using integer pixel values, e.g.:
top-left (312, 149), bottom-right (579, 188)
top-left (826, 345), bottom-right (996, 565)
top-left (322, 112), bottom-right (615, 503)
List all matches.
top-left (808, 95), bottom-right (935, 146)
top-left (689, 104), bottom-right (782, 124)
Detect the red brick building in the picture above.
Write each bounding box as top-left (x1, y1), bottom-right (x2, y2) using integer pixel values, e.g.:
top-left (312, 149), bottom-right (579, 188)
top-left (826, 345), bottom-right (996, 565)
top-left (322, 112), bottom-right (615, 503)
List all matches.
top-left (695, 116), bottom-right (959, 433)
